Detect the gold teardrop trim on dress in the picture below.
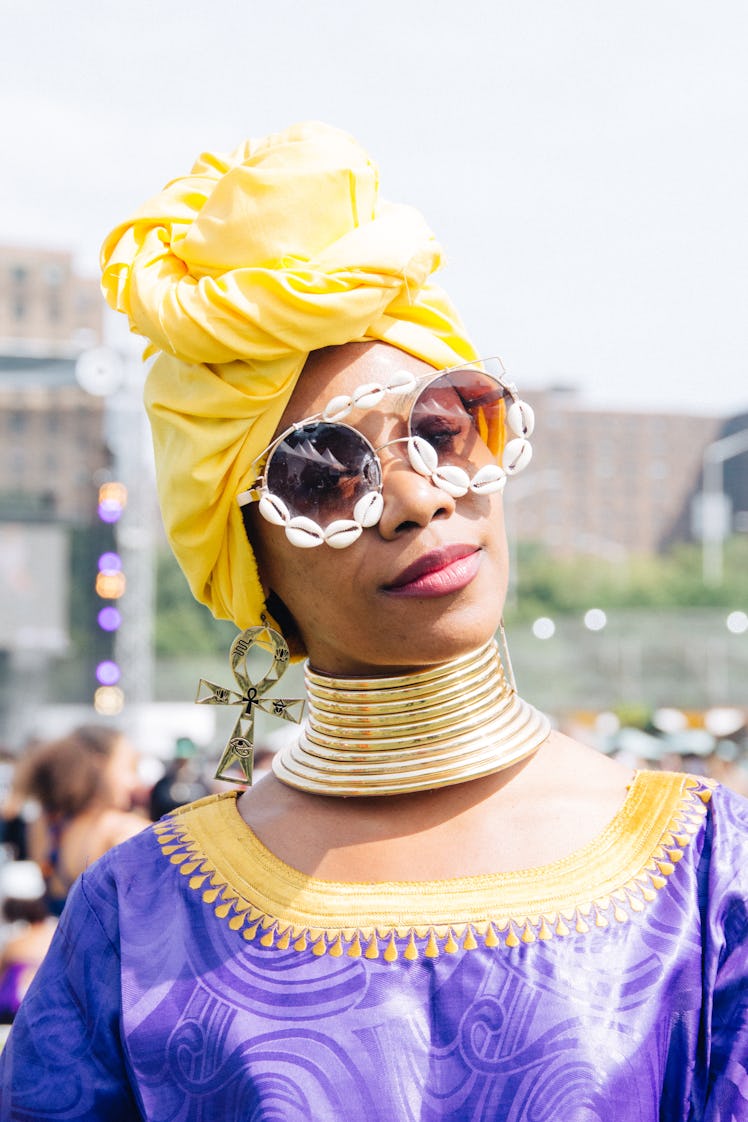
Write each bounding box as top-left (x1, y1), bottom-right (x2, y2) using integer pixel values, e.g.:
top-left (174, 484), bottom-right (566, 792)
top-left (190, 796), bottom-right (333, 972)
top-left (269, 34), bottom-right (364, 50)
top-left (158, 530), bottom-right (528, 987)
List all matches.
top-left (154, 770), bottom-right (715, 962)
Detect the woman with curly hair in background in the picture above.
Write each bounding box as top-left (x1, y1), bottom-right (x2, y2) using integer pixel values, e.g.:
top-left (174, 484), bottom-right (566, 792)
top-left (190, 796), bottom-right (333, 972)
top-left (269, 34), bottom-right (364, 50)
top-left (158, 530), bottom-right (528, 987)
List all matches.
top-left (21, 725), bottom-right (144, 916)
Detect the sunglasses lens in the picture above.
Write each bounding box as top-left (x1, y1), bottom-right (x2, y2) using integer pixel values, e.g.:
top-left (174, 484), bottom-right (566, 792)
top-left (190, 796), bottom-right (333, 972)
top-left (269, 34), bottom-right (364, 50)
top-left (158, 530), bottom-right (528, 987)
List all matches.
top-left (266, 423), bottom-right (381, 523)
top-left (410, 369), bottom-right (508, 464)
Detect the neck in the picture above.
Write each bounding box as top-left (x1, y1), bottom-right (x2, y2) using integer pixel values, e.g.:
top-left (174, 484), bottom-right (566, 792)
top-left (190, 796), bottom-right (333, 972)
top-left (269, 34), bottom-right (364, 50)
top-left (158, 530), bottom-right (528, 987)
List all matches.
top-left (272, 639), bottom-right (551, 797)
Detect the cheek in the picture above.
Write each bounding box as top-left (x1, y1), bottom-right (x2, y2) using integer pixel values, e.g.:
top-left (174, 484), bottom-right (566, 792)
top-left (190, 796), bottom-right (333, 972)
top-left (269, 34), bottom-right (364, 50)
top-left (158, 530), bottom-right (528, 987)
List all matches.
top-left (481, 495), bottom-right (510, 585)
top-left (283, 548), bottom-right (354, 613)
top-left (245, 510), bottom-right (284, 596)
top-left (252, 518), bottom-right (346, 621)
top-left (491, 499), bottom-right (509, 555)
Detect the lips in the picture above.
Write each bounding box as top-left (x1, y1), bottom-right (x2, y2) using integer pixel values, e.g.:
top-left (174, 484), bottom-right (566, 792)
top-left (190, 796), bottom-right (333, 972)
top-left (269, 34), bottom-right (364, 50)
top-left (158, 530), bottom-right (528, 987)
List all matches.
top-left (383, 545), bottom-right (482, 598)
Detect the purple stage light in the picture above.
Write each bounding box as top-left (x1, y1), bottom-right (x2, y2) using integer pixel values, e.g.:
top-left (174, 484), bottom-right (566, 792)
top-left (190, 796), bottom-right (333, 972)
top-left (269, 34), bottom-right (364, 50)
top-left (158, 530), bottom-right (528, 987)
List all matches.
top-left (96, 660), bottom-right (121, 686)
top-left (98, 502), bottom-right (122, 524)
top-left (98, 551), bottom-right (122, 573)
top-left (97, 607), bottom-right (122, 632)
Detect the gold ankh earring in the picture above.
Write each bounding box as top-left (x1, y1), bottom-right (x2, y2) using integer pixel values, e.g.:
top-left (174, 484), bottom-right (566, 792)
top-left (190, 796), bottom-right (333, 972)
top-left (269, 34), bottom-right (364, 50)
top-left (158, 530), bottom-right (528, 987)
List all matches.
top-left (196, 626), bottom-right (305, 784)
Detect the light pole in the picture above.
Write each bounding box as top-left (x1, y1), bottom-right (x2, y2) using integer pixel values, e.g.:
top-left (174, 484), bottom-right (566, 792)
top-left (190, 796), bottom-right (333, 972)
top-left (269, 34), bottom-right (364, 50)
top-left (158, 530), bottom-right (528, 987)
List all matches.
top-left (76, 345), bottom-right (156, 727)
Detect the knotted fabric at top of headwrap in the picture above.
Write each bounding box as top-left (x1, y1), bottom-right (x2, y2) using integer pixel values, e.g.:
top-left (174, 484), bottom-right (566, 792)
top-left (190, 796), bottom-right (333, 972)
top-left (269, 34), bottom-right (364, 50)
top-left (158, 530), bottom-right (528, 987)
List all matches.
top-left (100, 121), bottom-right (478, 641)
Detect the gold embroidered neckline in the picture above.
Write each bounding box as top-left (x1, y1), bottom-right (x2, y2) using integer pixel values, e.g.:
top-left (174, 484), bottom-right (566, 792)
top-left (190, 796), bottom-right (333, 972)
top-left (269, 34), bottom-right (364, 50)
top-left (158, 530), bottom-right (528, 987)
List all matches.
top-left (154, 770), bottom-right (714, 961)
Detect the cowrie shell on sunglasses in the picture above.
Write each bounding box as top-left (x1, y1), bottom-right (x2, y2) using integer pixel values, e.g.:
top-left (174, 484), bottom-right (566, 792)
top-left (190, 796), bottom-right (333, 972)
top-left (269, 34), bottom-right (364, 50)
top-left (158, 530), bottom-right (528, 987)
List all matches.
top-left (239, 360), bottom-right (535, 549)
top-left (407, 439), bottom-right (508, 497)
top-left (323, 371), bottom-right (418, 423)
top-left (503, 438), bottom-right (533, 474)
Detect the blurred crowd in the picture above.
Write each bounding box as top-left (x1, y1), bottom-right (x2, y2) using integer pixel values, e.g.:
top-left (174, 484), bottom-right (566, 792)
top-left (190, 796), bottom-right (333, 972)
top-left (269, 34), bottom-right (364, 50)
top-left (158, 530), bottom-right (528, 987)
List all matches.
top-left (0, 714), bottom-right (745, 1034)
top-left (562, 708), bottom-right (748, 798)
top-left (0, 725), bottom-right (248, 1029)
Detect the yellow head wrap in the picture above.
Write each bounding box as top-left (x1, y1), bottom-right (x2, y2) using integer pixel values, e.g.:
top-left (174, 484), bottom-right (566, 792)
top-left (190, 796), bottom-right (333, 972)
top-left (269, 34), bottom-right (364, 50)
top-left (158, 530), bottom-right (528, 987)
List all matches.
top-left (100, 122), bottom-right (478, 633)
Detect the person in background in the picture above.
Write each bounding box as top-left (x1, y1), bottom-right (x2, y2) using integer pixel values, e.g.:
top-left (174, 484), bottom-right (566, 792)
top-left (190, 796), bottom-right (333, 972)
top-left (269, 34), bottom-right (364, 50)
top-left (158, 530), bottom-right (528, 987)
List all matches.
top-left (0, 862), bottom-right (55, 1024)
top-left (20, 725), bottom-right (145, 915)
top-left (148, 737), bottom-right (211, 820)
top-left (0, 751), bottom-right (29, 863)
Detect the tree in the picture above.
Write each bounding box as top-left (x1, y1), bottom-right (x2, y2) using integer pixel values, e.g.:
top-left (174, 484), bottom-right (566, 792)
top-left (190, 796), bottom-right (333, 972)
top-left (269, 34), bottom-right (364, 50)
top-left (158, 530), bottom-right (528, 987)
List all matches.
top-left (154, 551), bottom-right (236, 656)
top-left (506, 537), bottom-right (748, 622)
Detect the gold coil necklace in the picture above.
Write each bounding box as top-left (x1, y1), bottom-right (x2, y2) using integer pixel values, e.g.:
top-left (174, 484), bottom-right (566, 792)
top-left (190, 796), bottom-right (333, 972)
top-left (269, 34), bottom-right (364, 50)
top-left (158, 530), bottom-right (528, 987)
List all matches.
top-left (272, 638), bottom-right (551, 797)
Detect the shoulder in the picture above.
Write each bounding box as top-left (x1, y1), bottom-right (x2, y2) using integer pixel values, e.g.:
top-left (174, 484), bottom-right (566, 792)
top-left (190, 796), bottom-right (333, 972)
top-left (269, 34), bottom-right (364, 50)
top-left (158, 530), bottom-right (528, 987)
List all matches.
top-left (162, 789), bottom-right (240, 822)
top-left (631, 767), bottom-right (748, 836)
top-left (702, 779), bottom-right (748, 914)
top-left (612, 770), bottom-right (746, 900)
top-left (702, 777), bottom-right (748, 870)
top-left (74, 793), bottom-right (239, 916)
top-left (153, 790), bottom-right (241, 848)
top-left (706, 777), bottom-right (748, 829)
top-left (66, 815), bottom-right (167, 940)
top-left (651, 770), bottom-right (748, 855)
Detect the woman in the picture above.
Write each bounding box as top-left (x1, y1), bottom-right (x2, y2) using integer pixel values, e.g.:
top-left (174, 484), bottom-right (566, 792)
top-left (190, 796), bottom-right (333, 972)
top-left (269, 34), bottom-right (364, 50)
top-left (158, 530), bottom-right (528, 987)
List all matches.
top-left (20, 725), bottom-right (145, 915)
top-left (1, 122), bottom-right (746, 1120)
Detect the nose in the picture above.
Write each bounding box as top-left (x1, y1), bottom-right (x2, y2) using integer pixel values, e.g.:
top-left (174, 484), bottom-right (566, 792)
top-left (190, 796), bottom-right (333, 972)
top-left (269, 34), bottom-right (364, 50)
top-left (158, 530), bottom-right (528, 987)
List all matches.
top-left (376, 452), bottom-right (457, 539)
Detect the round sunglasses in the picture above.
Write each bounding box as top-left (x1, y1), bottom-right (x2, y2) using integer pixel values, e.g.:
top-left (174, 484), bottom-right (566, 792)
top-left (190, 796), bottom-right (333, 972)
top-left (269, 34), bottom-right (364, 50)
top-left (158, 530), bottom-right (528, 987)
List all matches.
top-left (237, 359), bottom-right (535, 549)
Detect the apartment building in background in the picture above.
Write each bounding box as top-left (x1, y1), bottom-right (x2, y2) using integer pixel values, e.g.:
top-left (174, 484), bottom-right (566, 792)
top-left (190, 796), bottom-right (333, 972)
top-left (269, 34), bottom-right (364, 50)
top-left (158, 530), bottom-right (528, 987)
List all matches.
top-left (0, 244), bottom-right (102, 357)
top-left (0, 245), bottom-right (108, 526)
top-left (515, 386), bottom-right (732, 558)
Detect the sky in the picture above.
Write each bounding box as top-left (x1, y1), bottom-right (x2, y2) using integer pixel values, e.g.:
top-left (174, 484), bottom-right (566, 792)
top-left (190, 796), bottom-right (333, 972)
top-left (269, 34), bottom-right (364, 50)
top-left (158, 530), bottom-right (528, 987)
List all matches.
top-left (2, 0), bottom-right (747, 414)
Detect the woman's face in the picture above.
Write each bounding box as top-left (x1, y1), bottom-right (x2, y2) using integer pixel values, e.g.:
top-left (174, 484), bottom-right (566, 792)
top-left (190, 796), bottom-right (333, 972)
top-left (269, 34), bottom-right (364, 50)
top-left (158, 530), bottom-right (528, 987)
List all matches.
top-left (249, 342), bottom-right (510, 675)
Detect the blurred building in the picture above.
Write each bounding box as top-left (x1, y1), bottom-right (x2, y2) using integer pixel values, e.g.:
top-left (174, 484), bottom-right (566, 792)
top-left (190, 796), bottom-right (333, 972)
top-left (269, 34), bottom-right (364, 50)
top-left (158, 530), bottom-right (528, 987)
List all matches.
top-left (668, 410), bottom-right (748, 549)
top-left (0, 245), bottom-right (158, 745)
top-left (517, 386), bottom-right (740, 558)
top-left (723, 412), bottom-right (748, 530)
top-left (0, 246), bottom-right (112, 736)
top-left (0, 357), bottom-right (110, 525)
top-left (0, 245), bottom-right (102, 357)
top-left (0, 245), bottom-right (108, 526)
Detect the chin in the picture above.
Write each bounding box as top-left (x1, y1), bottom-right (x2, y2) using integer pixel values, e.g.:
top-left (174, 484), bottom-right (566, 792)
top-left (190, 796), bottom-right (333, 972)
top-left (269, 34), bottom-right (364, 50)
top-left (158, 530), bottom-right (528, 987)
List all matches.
top-left (422, 622), bottom-right (499, 665)
top-left (366, 610), bottom-right (502, 674)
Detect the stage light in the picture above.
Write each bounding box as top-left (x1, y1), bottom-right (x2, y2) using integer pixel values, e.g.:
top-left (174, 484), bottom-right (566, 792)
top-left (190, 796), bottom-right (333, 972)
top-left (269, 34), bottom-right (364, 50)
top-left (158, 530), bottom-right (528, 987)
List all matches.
top-left (97, 606), bottom-right (122, 632)
top-left (94, 686), bottom-right (125, 716)
top-left (96, 660), bottom-right (121, 686)
top-left (95, 571), bottom-right (126, 599)
top-left (97, 482), bottom-right (127, 524)
top-left (98, 551), bottom-right (122, 572)
top-left (93, 482), bottom-right (127, 710)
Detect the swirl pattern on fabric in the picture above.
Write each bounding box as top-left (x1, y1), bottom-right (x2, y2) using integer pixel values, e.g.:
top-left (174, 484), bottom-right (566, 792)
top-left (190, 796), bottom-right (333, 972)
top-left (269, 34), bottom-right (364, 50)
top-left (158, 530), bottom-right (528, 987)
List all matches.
top-left (99, 122), bottom-right (478, 632)
top-left (3, 773), bottom-right (748, 1120)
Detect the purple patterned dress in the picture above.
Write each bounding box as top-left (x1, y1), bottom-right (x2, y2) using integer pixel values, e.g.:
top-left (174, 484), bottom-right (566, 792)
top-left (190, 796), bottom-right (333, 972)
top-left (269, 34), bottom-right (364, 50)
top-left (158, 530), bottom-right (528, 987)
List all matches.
top-left (1, 770), bottom-right (747, 1120)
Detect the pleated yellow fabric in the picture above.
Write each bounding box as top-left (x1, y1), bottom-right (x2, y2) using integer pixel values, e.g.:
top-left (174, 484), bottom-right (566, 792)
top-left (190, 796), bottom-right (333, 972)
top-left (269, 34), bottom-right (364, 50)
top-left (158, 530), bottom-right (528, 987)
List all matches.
top-left (100, 122), bottom-right (477, 635)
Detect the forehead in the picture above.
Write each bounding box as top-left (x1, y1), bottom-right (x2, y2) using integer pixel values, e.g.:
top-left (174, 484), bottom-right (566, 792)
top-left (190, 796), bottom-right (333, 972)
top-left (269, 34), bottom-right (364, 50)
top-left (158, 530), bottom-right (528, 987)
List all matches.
top-left (279, 342), bottom-right (435, 430)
